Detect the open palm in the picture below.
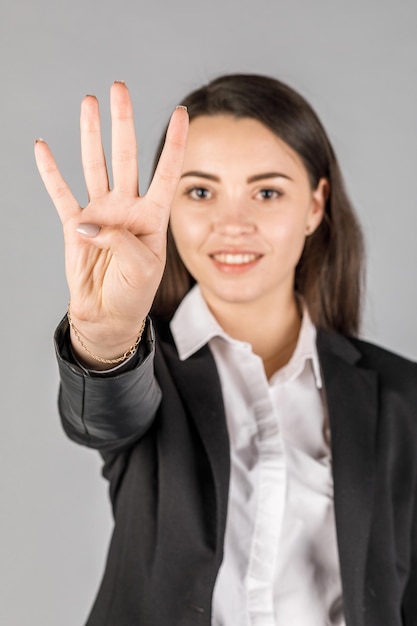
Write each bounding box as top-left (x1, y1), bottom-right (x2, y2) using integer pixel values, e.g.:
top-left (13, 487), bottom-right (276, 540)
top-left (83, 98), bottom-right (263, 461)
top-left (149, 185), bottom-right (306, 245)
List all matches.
top-left (35, 82), bottom-right (188, 363)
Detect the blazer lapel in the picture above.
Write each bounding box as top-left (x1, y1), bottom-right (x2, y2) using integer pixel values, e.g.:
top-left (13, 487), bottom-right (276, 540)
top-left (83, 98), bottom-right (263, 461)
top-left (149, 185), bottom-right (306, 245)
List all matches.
top-left (157, 326), bottom-right (230, 553)
top-left (317, 330), bottom-right (378, 626)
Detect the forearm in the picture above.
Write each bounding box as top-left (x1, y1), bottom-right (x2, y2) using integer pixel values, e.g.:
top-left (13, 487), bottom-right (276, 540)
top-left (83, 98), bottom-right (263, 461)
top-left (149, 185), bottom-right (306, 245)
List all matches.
top-left (54, 316), bottom-right (162, 450)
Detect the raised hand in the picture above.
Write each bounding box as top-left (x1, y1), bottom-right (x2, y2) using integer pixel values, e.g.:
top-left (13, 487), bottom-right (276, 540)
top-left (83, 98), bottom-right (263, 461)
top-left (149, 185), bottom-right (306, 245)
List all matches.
top-left (35, 82), bottom-right (189, 367)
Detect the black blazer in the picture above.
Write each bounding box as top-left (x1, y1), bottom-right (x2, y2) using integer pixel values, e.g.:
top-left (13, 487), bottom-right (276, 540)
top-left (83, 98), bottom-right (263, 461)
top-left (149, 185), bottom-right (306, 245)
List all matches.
top-left (55, 318), bottom-right (417, 626)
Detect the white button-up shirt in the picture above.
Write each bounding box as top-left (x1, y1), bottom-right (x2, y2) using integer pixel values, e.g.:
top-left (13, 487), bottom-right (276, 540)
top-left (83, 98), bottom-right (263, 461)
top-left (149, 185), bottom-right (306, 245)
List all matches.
top-left (171, 286), bottom-right (345, 626)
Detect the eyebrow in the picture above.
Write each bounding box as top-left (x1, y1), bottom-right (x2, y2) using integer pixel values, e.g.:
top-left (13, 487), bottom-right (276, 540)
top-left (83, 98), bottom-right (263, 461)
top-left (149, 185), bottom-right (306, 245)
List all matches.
top-left (180, 171), bottom-right (293, 183)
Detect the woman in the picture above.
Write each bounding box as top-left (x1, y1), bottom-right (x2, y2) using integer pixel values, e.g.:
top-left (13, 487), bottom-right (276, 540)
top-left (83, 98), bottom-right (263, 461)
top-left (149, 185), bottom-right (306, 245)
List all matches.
top-left (35, 75), bottom-right (417, 626)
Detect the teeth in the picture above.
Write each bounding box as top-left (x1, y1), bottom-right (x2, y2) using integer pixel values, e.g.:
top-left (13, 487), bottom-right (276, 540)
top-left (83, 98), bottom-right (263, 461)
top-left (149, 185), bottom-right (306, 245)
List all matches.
top-left (213, 253), bottom-right (258, 265)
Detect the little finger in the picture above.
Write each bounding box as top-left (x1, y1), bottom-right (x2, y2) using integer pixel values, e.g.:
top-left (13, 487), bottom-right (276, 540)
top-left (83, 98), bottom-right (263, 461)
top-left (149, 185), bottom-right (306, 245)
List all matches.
top-left (34, 139), bottom-right (80, 223)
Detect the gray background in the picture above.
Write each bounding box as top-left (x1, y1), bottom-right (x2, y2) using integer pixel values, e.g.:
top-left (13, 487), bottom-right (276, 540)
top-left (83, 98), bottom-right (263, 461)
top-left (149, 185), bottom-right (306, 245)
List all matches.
top-left (1, 0), bottom-right (416, 624)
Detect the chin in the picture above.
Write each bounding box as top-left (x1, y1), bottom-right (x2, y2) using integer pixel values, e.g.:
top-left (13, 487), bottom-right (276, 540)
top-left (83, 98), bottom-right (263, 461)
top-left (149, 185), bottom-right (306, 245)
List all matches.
top-left (203, 285), bottom-right (265, 306)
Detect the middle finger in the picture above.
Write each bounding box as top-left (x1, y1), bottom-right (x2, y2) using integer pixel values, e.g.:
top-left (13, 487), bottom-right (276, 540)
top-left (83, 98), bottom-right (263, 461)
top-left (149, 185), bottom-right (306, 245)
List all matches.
top-left (110, 81), bottom-right (139, 197)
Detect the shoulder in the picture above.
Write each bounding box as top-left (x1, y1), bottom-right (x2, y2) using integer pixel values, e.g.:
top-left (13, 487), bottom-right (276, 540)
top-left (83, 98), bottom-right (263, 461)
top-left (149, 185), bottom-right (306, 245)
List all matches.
top-left (350, 334), bottom-right (416, 367)
top-left (318, 328), bottom-right (417, 398)
top-left (317, 327), bottom-right (416, 370)
top-left (349, 335), bottom-right (417, 387)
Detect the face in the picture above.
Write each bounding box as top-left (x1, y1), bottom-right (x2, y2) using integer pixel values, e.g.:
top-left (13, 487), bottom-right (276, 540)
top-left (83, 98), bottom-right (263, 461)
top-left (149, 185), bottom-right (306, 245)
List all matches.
top-left (170, 115), bottom-right (327, 315)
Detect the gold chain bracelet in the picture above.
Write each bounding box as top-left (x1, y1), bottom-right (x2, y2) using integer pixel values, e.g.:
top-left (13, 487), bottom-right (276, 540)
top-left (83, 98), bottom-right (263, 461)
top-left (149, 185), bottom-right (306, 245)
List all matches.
top-left (67, 302), bottom-right (146, 364)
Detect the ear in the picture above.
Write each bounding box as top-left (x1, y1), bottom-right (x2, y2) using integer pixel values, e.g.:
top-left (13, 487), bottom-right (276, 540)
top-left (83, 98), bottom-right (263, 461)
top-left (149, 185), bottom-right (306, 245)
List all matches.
top-left (306, 177), bottom-right (329, 235)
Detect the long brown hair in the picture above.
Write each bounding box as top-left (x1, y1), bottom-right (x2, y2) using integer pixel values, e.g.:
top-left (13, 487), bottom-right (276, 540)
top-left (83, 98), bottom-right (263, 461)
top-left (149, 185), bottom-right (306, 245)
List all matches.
top-left (151, 74), bottom-right (365, 335)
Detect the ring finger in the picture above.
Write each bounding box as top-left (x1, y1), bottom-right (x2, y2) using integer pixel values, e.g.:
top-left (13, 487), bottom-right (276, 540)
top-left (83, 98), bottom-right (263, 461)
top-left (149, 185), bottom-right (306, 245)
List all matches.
top-left (80, 95), bottom-right (109, 200)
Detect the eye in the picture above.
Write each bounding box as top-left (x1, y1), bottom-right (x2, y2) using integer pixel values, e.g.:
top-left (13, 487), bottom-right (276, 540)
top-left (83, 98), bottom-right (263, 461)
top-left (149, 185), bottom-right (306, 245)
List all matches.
top-left (186, 187), bottom-right (212, 200)
top-left (255, 188), bottom-right (283, 200)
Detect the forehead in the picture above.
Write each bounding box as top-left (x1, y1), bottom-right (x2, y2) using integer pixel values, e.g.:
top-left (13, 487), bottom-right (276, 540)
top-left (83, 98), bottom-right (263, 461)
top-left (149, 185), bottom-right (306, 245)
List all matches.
top-left (183, 115), bottom-right (305, 175)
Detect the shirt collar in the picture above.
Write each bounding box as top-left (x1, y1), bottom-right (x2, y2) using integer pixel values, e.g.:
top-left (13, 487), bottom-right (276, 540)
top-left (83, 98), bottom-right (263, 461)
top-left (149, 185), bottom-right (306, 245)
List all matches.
top-left (170, 285), bottom-right (322, 388)
top-left (271, 304), bottom-right (322, 389)
top-left (170, 285), bottom-right (227, 359)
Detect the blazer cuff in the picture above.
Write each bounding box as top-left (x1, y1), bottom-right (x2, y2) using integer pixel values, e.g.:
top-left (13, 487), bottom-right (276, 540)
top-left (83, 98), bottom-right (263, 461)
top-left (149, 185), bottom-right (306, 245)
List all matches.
top-left (54, 316), bottom-right (162, 450)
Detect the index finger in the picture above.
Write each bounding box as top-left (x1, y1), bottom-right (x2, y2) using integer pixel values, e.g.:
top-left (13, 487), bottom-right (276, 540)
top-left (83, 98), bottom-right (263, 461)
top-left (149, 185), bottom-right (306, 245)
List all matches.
top-left (146, 106), bottom-right (189, 213)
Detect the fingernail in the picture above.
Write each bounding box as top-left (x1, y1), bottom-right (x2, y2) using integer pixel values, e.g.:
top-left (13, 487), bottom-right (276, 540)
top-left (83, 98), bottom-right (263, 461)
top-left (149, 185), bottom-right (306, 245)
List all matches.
top-left (34, 138), bottom-right (44, 144)
top-left (113, 80), bottom-right (126, 85)
top-left (76, 223), bottom-right (101, 237)
top-left (176, 105), bottom-right (188, 112)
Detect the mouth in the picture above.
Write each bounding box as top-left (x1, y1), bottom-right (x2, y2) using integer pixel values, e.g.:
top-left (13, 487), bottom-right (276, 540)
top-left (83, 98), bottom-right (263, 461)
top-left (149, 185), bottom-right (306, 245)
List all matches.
top-left (210, 252), bottom-right (262, 266)
top-left (209, 251), bottom-right (263, 274)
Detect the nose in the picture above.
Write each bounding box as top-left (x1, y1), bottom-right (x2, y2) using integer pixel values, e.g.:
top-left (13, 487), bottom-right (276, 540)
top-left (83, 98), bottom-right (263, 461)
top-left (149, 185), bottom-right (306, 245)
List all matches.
top-left (212, 202), bottom-right (256, 236)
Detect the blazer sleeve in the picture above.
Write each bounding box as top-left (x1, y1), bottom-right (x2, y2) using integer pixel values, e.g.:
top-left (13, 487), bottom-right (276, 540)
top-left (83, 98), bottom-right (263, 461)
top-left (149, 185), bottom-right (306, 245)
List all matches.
top-left (54, 316), bottom-right (162, 451)
top-left (402, 463), bottom-right (417, 624)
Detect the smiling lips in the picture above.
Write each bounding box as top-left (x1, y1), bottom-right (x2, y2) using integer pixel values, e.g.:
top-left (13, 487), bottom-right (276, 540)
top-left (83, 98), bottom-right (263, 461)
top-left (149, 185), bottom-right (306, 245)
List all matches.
top-left (210, 252), bottom-right (263, 272)
top-left (212, 252), bottom-right (261, 265)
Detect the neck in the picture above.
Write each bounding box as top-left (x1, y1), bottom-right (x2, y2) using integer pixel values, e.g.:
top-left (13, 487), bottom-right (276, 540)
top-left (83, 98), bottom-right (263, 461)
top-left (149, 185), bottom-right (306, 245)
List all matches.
top-left (205, 292), bottom-right (302, 379)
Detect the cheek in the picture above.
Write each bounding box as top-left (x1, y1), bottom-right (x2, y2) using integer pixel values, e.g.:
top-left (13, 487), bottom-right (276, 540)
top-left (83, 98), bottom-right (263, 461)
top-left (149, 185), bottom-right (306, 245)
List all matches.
top-left (267, 217), bottom-right (307, 250)
top-left (170, 210), bottom-right (204, 260)
top-left (264, 216), bottom-right (309, 272)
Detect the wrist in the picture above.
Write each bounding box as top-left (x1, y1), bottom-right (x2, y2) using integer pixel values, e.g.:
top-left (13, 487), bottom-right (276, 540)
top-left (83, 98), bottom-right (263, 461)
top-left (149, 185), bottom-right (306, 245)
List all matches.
top-left (67, 302), bottom-right (146, 371)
